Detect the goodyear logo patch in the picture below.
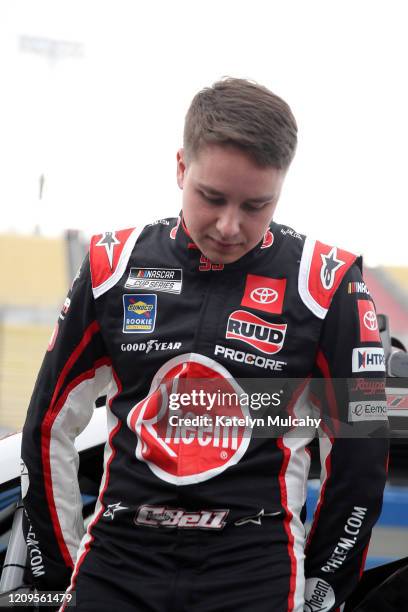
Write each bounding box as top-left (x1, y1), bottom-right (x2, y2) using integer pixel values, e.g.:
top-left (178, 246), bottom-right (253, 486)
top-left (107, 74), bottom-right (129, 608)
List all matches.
top-left (123, 294), bottom-right (157, 333)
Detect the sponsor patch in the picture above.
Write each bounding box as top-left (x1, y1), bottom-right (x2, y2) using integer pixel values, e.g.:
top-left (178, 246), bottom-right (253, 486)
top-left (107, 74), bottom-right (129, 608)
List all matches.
top-left (320, 246), bottom-right (345, 290)
top-left (123, 294), bottom-right (157, 333)
top-left (125, 268), bottom-right (183, 294)
top-left (241, 275), bottom-right (286, 315)
top-left (349, 378), bottom-right (385, 396)
top-left (214, 344), bottom-right (287, 371)
top-left (121, 340), bottom-right (182, 353)
top-left (304, 578), bottom-right (335, 612)
top-left (126, 354), bottom-right (252, 484)
top-left (103, 502), bottom-right (129, 520)
top-left (134, 505), bottom-right (229, 530)
top-left (352, 347), bottom-right (385, 372)
top-left (348, 400), bottom-right (388, 422)
top-left (95, 231), bottom-right (121, 269)
top-left (357, 300), bottom-right (380, 342)
top-left (226, 310), bottom-right (287, 355)
top-left (348, 281), bottom-right (369, 295)
top-left (261, 229), bottom-right (274, 249)
top-left (148, 219), bottom-right (170, 226)
top-left (280, 227), bottom-right (303, 240)
top-left (59, 296), bottom-right (71, 321)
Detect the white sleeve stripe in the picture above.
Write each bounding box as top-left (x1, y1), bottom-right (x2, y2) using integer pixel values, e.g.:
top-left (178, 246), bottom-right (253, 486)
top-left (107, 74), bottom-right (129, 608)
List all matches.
top-left (280, 385), bottom-right (317, 611)
top-left (49, 364), bottom-right (112, 562)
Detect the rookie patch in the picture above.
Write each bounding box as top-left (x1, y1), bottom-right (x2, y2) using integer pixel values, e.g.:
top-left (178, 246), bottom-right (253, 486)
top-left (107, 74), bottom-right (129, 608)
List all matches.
top-left (123, 294), bottom-right (157, 333)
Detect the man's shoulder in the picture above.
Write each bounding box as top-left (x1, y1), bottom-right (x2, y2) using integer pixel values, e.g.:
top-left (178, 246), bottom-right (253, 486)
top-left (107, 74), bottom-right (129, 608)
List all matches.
top-left (285, 227), bottom-right (359, 320)
top-left (88, 217), bottom-right (178, 299)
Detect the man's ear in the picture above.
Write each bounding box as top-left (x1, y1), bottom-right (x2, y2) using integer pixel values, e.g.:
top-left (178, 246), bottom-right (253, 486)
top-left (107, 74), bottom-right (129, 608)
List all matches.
top-left (176, 148), bottom-right (186, 189)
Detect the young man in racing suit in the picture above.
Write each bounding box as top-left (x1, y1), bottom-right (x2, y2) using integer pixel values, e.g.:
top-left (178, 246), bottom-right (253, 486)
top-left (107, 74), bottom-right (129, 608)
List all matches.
top-left (21, 79), bottom-right (389, 611)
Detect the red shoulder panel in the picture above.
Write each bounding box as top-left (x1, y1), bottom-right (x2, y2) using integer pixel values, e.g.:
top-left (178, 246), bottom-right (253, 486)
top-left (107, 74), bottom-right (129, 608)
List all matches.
top-left (90, 228), bottom-right (135, 289)
top-left (308, 240), bottom-right (357, 310)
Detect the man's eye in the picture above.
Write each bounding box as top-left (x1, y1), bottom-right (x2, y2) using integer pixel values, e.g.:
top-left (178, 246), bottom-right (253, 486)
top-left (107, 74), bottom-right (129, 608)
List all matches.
top-left (244, 202), bottom-right (269, 212)
top-left (200, 192), bottom-right (225, 205)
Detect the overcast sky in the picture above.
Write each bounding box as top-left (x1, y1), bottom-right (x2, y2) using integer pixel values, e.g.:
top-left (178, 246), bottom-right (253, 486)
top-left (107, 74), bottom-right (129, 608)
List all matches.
top-left (0, 0), bottom-right (407, 265)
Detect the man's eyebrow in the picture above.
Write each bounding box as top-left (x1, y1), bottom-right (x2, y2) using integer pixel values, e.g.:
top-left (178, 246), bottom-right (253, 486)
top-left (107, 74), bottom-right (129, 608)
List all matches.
top-left (197, 182), bottom-right (275, 203)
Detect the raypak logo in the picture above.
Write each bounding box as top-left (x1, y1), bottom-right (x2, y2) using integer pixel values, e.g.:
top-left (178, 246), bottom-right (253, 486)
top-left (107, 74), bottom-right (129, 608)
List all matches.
top-left (241, 274), bottom-right (286, 315)
top-left (123, 294), bottom-right (157, 333)
top-left (357, 300), bottom-right (380, 342)
top-left (352, 347), bottom-right (385, 372)
top-left (226, 310), bottom-right (287, 354)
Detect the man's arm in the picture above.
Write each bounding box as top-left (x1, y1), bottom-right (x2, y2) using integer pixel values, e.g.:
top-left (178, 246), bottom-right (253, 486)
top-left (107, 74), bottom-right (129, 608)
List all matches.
top-left (304, 264), bottom-right (389, 610)
top-left (21, 254), bottom-right (112, 592)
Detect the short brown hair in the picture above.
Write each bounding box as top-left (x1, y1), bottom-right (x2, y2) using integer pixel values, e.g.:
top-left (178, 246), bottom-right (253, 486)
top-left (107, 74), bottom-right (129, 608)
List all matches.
top-left (183, 77), bottom-right (298, 170)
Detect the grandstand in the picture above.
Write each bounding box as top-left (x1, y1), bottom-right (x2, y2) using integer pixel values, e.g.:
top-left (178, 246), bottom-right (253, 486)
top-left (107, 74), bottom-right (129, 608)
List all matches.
top-left (0, 234), bottom-right (71, 432)
top-left (0, 232), bottom-right (407, 433)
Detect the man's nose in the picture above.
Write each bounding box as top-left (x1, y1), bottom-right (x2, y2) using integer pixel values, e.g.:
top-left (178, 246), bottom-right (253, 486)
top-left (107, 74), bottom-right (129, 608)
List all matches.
top-left (215, 206), bottom-right (241, 238)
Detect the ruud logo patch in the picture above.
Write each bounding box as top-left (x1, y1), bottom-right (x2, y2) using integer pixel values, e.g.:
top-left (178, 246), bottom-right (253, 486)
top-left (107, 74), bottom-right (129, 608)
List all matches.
top-left (226, 310), bottom-right (287, 354)
top-left (125, 268), bottom-right (182, 294)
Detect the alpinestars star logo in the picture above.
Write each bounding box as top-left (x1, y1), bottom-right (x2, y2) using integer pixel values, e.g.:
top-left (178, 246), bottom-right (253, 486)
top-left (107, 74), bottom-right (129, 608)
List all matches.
top-left (234, 508), bottom-right (282, 526)
top-left (103, 502), bottom-right (129, 520)
top-left (320, 247), bottom-right (345, 290)
top-left (96, 231), bottom-right (121, 269)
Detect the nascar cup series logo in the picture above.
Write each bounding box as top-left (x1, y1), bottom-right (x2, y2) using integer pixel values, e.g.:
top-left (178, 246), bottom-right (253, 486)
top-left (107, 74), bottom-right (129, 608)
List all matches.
top-left (226, 310), bottom-right (287, 354)
top-left (126, 354), bottom-right (251, 485)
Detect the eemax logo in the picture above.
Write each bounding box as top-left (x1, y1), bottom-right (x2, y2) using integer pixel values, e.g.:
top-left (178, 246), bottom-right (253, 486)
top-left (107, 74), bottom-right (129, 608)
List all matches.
top-left (348, 401), bottom-right (387, 422)
top-left (134, 505), bottom-right (229, 530)
top-left (352, 347), bottom-right (385, 372)
top-left (226, 310), bottom-right (287, 355)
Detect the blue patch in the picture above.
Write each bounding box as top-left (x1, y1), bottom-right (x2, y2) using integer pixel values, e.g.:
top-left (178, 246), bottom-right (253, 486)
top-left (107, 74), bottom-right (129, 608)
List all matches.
top-left (123, 294), bottom-right (157, 333)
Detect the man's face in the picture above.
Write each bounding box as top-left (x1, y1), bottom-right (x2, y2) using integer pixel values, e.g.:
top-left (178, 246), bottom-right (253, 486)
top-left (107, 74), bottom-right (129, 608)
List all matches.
top-left (177, 144), bottom-right (286, 264)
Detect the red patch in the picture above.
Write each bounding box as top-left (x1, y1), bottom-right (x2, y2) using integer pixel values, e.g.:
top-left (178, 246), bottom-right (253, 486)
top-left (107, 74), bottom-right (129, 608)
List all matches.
top-left (261, 229), bottom-right (274, 249)
top-left (357, 300), bottom-right (380, 342)
top-left (241, 275), bottom-right (286, 314)
top-left (90, 228), bottom-right (134, 288)
top-left (308, 241), bottom-right (356, 310)
top-left (127, 356), bottom-right (251, 484)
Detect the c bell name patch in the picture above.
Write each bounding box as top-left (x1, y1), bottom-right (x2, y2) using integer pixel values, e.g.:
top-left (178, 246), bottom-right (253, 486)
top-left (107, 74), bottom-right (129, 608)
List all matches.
top-left (123, 294), bottom-right (157, 333)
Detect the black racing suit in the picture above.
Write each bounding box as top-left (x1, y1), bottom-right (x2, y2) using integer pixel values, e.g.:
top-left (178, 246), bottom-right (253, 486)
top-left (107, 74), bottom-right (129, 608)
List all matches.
top-left (21, 216), bottom-right (389, 611)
